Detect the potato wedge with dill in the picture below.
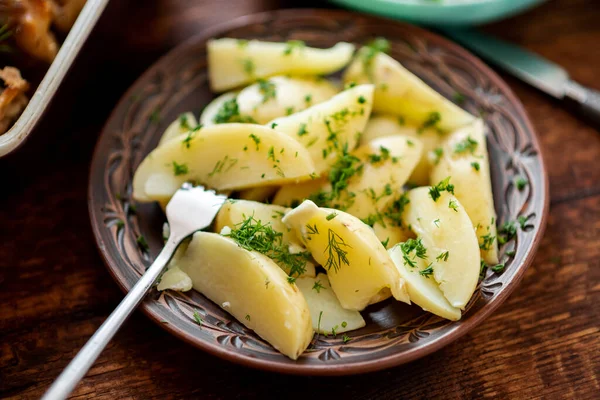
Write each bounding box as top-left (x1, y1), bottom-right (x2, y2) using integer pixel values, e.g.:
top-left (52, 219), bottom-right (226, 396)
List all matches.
top-left (267, 84), bottom-right (374, 175)
top-left (158, 112), bottom-right (199, 146)
top-left (338, 135), bottom-right (423, 220)
top-left (362, 115), bottom-right (444, 186)
top-left (237, 76), bottom-right (339, 124)
top-left (343, 40), bottom-right (475, 132)
top-left (215, 200), bottom-right (316, 278)
top-left (282, 200), bottom-right (409, 311)
top-left (295, 273), bottom-right (365, 334)
top-left (199, 91), bottom-right (239, 126)
top-left (132, 123), bottom-right (317, 202)
top-left (201, 76), bottom-right (339, 126)
top-left (177, 232), bottom-right (313, 360)
top-left (274, 135), bottom-right (422, 241)
top-left (389, 243), bottom-right (461, 321)
top-left (403, 185), bottom-right (480, 309)
top-left (430, 119), bottom-right (499, 264)
top-left (208, 38), bottom-right (354, 92)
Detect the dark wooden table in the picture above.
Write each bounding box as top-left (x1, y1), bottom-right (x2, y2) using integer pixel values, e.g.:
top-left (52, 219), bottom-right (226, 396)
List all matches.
top-left (1, 0), bottom-right (599, 398)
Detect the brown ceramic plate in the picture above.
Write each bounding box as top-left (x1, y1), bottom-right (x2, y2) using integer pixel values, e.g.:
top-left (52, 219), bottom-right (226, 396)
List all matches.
top-left (88, 9), bottom-right (548, 375)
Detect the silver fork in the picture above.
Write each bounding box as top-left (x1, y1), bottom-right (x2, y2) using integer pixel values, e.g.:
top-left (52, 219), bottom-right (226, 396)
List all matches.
top-left (42, 184), bottom-right (228, 400)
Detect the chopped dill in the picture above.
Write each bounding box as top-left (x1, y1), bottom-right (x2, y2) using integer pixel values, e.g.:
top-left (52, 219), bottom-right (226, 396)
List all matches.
top-left (283, 40), bottom-right (305, 56)
top-left (454, 136), bottom-right (478, 154)
top-left (312, 280), bottom-right (326, 293)
top-left (224, 215), bottom-right (309, 283)
top-left (257, 79), bottom-right (276, 103)
top-left (429, 177), bottom-right (455, 202)
top-left (436, 251), bottom-right (449, 262)
top-left (193, 310), bottom-right (203, 326)
top-left (172, 161), bottom-right (189, 176)
top-left (419, 263), bottom-right (434, 278)
top-left (324, 229), bottom-right (351, 273)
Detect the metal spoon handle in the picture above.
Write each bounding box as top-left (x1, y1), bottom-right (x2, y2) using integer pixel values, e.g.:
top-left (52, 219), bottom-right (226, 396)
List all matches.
top-left (42, 240), bottom-right (177, 400)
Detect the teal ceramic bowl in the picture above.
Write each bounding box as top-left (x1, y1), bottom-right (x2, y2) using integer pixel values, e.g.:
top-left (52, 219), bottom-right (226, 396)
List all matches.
top-left (329, 0), bottom-right (546, 26)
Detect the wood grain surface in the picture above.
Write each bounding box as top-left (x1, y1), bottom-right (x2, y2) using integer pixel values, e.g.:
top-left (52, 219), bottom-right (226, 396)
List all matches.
top-left (1, 0), bottom-right (599, 398)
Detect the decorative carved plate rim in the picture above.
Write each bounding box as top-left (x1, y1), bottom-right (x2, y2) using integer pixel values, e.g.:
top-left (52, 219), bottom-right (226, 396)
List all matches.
top-left (88, 9), bottom-right (549, 376)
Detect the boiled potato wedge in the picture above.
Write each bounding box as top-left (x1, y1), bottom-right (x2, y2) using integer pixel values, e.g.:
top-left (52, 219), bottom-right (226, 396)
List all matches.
top-left (341, 135), bottom-right (422, 219)
top-left (208, 38), bottom-right (355, 92)
top-left (389, 244), bottom-right (461, 320)
top-left (344, 49), bottom-right (475, 132)
top-left (200, 76), bottom-right (339, 126)
top-left (157, 240), bottom-right (192, 292)
top-left (215, 199), bottom-right (316, 277)
top-left (282, 200), bottom-right (409, 311)
top-left (403, 187), bottom-right (480, 309)
top-left (237, 76), bottom-right (339, 124)
top-left (157, 265), bottom-right (192, 292)
top-left (158, 112), bottom-right (198, 146)
top-left (200, 92), bottom-right (238, 126)
top-left (363, 115), bottom-right (443, 185)
top-left (295, 273), bottom-right (365, 334)
top-left (273, 135), bottom-right (422, 222)
top-left (430, 119), bottom-right (499, 264)
top-left (268, 84), bottom-right (374, 174)
top-left (178, 232), bottom-right (313, 360)
top-left (132, 124), bottom-right (317, 202)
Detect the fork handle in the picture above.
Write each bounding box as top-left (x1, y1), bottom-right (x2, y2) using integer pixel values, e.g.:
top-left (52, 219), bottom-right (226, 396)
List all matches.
top-left (42, 240), bottom-right (178, 400)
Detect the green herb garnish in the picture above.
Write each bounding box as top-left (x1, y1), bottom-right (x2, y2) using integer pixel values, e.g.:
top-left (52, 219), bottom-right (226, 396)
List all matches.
top-left (136, 235), bottom-right (149, 253)
top-left (172, 161), bottom-right (189, 176)
top-left (213, 98), bottom-right (255, 124)
top-left (326, 212), bottom-right (338, 221)
top-left (454, 136), bottom-right (478, 154)
top-left (400, 238), bottom-right (427, 268)
top-left (436, 251), bottom-right (449, 262)
top-left (257, 79), bottom-right (276, 103)
top-left (193, 310), bottom-right (203, 325)
top-left (241, 58), bottom-right (255, 75)
top-left (418, 111), bottom-right (441, 133)
top-left (324, 229), bottom-right (351, 273)
top-left (249, 133), bottom-right (261, 150)
top-left (516, 176), bottom-right (528, 191)
top-left (491, 263), bottom-right (505, 273)
top-left (224, 215), bottom-right (309, 283)
top-left (312, 280), bottom-right (325, 293)
top-left (429, 177), bottom-right (455, 202)
top-left (479, 233), bottom-right (496, 251)
top-left (283, 40), bottom-right (305, 56)
top-left (419, 263), bottom-right (434, 278)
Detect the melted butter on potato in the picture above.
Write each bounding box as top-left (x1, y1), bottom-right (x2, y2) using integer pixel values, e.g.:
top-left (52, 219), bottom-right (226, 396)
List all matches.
top-left (282, 200), bottom-right (410, 311)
